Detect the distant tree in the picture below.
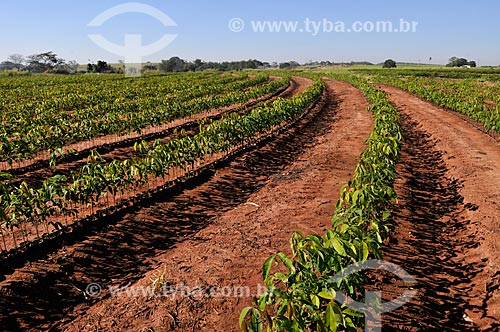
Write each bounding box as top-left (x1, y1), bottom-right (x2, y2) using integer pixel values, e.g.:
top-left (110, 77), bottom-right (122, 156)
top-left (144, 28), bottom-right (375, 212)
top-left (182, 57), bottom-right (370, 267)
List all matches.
top-left (26, 51), bottom-right (65, 73)
top-left (279, 61), bottom-right (300, 69)
top-left (143, 62), bottom-right (158, 71)
top-left (456, 58), bottom-right (468, 67)
top-left (96, 60), bottom-right (111, 73)
top-left (87, 60), bottom-right (115, 73)
top-left (159, 57), bottom-right (187, 72)
top-left (7, 54), bottom-right (24, 70)
top-left (158, 57), bottom-right (270, 72)
top-left (447, 56), bottom-right (475, 67)
top-left (447, 56), bottom-right (458, 67)
top-left (383, 59), bottom-right (397, 68)
top-left (194, 59), bottom-right (203, 68)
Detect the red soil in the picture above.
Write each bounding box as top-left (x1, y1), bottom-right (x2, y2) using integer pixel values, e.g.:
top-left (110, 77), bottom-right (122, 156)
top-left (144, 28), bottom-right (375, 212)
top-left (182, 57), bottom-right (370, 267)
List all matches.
top-left (377, 86), bottom-right (500, 331)
top-left (0, 77), bottom-right (310, 255)
top-left (3, 78), bottom-right (499, 332)
top-left (0, 78), bottom-right (373, 331)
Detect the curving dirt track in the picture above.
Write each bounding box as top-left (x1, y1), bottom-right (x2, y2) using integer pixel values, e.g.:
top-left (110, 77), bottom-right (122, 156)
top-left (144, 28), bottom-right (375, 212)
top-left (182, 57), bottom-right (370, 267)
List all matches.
top-left (0, 78), bottom-right (373, 331)
top-left (378, 86), bottom-right (500, 331)
top-left (0, 77), bottom-right (309, 256)
top-left (3, 78), bottom-right (497, 332)
top-left (59, 79), bottom-right (372, 332)
top-left (7, 77), bottom-right (300, 188)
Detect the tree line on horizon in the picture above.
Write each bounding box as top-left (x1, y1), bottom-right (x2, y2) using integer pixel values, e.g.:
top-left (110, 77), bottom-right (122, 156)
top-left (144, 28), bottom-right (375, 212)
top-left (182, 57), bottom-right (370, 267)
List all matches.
top-left (0, 52), bottom-right (483, 75)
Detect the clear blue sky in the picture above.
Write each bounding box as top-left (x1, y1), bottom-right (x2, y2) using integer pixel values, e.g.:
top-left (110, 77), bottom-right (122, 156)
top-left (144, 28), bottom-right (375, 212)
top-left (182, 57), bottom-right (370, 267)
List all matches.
top-left (1, 0), bottom-right (499, 65)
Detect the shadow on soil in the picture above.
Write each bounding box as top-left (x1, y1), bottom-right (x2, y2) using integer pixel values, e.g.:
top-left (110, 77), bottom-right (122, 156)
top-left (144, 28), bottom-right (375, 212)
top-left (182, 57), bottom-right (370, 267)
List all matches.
top-left (376, 114), bottom-right (495, 331)
top-left (0, 86), bottom-right (338, 331)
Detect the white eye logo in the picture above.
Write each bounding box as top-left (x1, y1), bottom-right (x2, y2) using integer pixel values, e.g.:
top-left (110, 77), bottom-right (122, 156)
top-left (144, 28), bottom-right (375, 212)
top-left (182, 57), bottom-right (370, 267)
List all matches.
top-left (88, 2), bottom-right (177, 76)
top-left (330, 260), bottom-right (417, 332)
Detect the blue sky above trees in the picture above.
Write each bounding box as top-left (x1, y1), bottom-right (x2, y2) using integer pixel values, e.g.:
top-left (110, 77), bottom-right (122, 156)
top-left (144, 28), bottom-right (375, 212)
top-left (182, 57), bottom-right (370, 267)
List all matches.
top-left (1, 0), bottom-right (498, 65)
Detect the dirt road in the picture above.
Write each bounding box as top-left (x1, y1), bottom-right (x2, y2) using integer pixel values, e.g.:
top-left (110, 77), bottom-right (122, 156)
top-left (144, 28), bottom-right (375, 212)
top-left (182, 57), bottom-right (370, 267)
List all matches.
top-left (379, 85), bottom-right (500, 331)
top-left (58, 79), bottom-right (373, 331)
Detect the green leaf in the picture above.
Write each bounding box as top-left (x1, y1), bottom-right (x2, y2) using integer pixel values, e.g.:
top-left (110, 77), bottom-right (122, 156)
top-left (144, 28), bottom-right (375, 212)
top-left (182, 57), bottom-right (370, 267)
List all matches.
top-left (318, 291), bottom-right (335, 300)
top-left (273, 272), bottom-right (288, 282)
top-left (0, 172), bottom-right (13, 180)
top-left (360, 241), bottom-right (369, 261)
top-left (251, 309), bottom-right (263, 332)
top-left (239, 306), bottom-right (252, 328)
top-left (339, 223), bottom-right (349, 234)
top-left (343, 308), bottom-right (364, 318)
top-left (331, 301), bottom-right (345, 325)
top-left (262, 256), bottom-right (275, 282)
top-left (325, 302), bottom-right (338, 332)
top-left (331, 238), bottom-right (346, 256)
top-left (258, 294), bottom-right (267, 311)
top-left (277, 252), bottom-right (294, 272)
top-left (310, 294), bottom-right (320, 308)
top-left (352, 190), bottom-right (359, 205)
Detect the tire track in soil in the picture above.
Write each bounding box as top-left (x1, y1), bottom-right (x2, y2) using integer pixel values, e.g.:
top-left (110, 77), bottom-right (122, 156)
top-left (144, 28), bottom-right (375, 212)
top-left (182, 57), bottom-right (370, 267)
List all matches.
top-left (0, 79), bottom-right (371, 331)
top-left (377, 114), bottom-right (483, 331)
top-left (61, 78), bottom-right (373, 332)
top-left (375, 86), bottom-right (500, 331)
